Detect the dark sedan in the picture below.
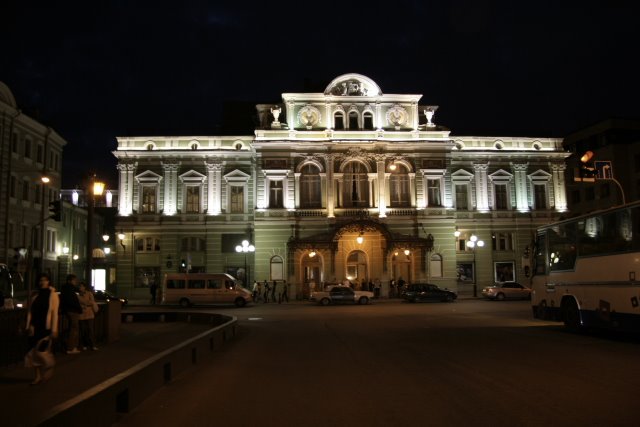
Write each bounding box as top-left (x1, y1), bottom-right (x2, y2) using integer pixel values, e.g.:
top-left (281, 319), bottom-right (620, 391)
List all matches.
top-left (94, 290), bottom-right (128, 307)
top-left (402, 284), bottom-right (457, 303)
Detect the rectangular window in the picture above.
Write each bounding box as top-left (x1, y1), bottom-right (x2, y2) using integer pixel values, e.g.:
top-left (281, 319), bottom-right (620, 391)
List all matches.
top-left (492, 233), bottom-right (513, 251)
top-left (11, 133), bottom-right (18, 153)
top-left (269, 180), bottom-right (284, 208)
top-left (136, 237), bottom-right (160, 252)
top-left (457, 239), bottom-right (467, 251)
top-left (455, 185), bottom-right (468, 210)
top-left (534, 185), bottom-right (546, 209)
top-left (10, 176), bottom-right (16, 198)
top-left (141, 186), bottom-right (156, 213)
top-left (22, 225), bottom-right (29, 247)
top-left (427, 179), bottom-right (442, 206)
top-left (22, 181), bottom-right (29, 201)
top-left (24, 139), bottom-right (31, 159)
top-left (494, 184), bottom-right (508, 209)
top-left (7, 223), bottom-right (13, 248)
top-left (230, 186), bottom-right (244, 213)
top-left (186, 186), bottom-right (200, 213)
top-left (37, 145), bottom-right (43, 163)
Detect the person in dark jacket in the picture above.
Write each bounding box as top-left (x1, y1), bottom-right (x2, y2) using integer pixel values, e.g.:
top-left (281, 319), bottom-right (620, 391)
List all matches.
top-left (60, 274), bottom-right (83, 354)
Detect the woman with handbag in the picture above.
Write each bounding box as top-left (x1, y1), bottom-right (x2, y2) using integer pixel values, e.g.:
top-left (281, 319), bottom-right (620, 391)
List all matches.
top-left (78, 282), bottom-right (99, 351)
top-left (25, 273), bottom-right (59, 385)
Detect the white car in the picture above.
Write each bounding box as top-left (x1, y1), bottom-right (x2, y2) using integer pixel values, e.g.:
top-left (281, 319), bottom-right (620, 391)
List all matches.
top-left (310, 285), bottom-right (373, 305)
top-left (482, 282), bottom-right (531, 301)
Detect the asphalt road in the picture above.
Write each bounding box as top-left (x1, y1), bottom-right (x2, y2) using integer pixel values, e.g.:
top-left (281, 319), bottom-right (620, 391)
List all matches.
top-left (114, 300), bottom-right (640, 427)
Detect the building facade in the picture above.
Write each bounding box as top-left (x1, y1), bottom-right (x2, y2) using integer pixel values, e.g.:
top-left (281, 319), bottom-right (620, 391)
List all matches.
top-left (0, 81), bottom-right (67, 289)
top-left (114, 74), bottom-right (569, 299)
top-left (563, 119), bottom-right (640, 216)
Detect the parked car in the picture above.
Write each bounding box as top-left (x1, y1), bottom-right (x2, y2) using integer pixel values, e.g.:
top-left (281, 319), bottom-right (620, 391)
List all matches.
top-left (94, 290), bottom-right (128, 307)
top-left (402, 283), bottom-right (457, 303)
top-left (310, 285), bottom-right (373, 305)
top-left (481, 282), bottom-right (531, 300)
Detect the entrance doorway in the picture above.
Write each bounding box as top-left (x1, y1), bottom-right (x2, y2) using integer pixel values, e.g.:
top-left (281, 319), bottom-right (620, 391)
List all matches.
top-left (346, 250), bottom-right (368, 289)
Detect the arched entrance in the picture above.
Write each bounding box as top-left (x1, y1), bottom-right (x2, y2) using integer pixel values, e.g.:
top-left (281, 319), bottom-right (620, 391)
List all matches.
top-left (301, 251), bottom-right (323, 298)
top-left (391, 249), bottom-right (413, 283)
top-left (346, 250), bottom-right (368, 289)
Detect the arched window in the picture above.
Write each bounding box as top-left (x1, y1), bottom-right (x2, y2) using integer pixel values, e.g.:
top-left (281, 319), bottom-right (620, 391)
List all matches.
top-left (334, 112), bottom-right (345, 130)
top-left (270, 256), bottom-right (284, 281)
top-left (348, 111), bottom-right (359, 129)
top-left (300, 163), bottom-right (321, 208)
top-left (343, 162), bottom-right (369, 207)
top-left (389, 164), bottom-right (410, 207)
top-left (363, 112), bottom-right (374, 130)
top-left (430, 253), bottom-right (443, 278)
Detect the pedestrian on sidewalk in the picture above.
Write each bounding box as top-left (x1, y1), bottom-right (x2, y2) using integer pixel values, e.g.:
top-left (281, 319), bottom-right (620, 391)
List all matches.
top-left (252, 281), bottom-right (259, 302)
top-left (263, 280), bottom-right (270, 303)
top-left (149, 282), bottom-right (158, 305)
top-left (60, 274), bottom-right (83, 354)
top-left (271, 280), bottom-right (277, 303)
top-left (280, 280), bottom-right (289, 303)
top-left (25, 273), bottom-right (59, 385)
top-left (78, 282), bottom-right (99, 351)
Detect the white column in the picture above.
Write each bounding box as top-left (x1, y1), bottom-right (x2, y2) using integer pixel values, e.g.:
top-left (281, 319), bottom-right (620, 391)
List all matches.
top-left (162, 161), bottom-right (179, 215)
top-left (408, 173), bottom-right (416, 207)
top-left (411, 102), bottom-right (418, 130)
top-left (326, 155), bottom-right (335, 217)
top-left (205, 160), bottom-right (221, 215)
top-left (287, 101), bottom-right (295, 129)
top-left (551, 163), bottom-right (568, 212)
top-left (294, 173), bottom-right (301, 208)
top-left (325, 103), bottom-right (332, 129)
top-left (368, 174), bottom-right (375, 208)
top-left (375, 102), bottom-right (383, 130)
top-left (117, 164), bottom-right (128, 215)
top-left (126, 163), bottom-right (136, 215)
top-left (473, 163), bottom-right (489, 212)
top-left (512, 163), bottom-right (529, 212)
top-left (377, 159), bottom-right (387, 217)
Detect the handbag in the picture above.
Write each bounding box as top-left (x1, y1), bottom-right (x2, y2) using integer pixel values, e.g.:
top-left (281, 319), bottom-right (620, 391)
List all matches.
top-left (25, 337), bottom-right (55, 369)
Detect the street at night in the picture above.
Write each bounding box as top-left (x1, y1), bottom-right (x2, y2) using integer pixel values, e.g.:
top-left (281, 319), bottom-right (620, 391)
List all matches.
top-left (114, 300), bottom-right (640, 427)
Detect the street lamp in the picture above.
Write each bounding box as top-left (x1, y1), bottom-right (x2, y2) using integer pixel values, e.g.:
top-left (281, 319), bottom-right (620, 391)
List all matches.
top-left (118, 231), bottom-right (126, 250)
top-left (466, 234), bottom-right (484, 298)
top-left (235, 240), bottom-right (255, 287)
top-left (86, 176), bottom-right (105, 287)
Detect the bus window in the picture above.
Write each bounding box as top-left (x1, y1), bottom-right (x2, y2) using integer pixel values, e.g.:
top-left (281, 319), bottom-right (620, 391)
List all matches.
top-left (533, 234), bottom-right (547, 276)
top-left (167, 280), bottom-right (186, 289)
top-left (189, 279), bottom-right (205, 289)
top-left (207, 279), bottom-right (221, 289)
top-left (548, 222), bottom-right (577, 271)
top-left (225, 280), bottom-right (235, 290)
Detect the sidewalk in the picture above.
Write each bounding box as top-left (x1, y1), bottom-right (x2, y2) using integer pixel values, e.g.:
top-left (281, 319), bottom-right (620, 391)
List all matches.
top-left (0, 319), bottom-right (212, 427)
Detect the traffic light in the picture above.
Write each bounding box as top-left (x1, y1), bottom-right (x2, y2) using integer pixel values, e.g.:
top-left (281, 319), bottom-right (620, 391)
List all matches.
top-left (49, 200), bottom-right (62, 221)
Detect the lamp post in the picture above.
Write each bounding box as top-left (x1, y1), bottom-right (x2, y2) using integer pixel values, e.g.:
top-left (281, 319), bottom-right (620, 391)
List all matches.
top-left (235, 240), bottom-right (255, 287)
top-left (466, 234), bottom-right (484, 298)
top-left (86, 177), bottom-right (105, 287)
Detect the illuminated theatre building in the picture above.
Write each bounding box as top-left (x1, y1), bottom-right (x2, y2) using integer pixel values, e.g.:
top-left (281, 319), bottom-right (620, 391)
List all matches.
top-left (113, 74), bottom-right (569, 299)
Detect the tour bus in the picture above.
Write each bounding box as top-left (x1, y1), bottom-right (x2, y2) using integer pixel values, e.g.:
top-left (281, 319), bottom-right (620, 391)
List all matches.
top-left (531, 201), bottom-right (640, 331)
top-left (162, 273), bottom-right (252, 308)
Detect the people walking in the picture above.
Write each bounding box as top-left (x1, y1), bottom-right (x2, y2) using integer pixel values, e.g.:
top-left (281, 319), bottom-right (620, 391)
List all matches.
top-left (271, 280), bottom-right (277, 303)
top-left (60, 274), bottom-right (83, 354)
top-left (25, 273), bottom-right (59, 385)
top-left (263, 280), bottom-right (270, 303)
top-left (78, 282), bottom-right (99, 351)
top-left (252, 281), bottom-right (259, 302)
top-left (149, 282), bottom-right (158, 305)
top-left (280, 280), bottom-right (289, 303)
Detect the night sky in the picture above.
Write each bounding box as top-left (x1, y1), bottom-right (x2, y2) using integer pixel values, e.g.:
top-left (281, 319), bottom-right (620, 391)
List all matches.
top-left (2, 1), bottom-right (639, 188)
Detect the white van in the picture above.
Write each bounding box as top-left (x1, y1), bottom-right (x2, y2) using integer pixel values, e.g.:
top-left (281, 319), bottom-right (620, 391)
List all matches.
top-left (162, 273), bottom-right (252, 307)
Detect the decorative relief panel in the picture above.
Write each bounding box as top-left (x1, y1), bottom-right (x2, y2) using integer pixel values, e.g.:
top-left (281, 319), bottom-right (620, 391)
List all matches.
top-left (386, 105), bottom-right (408, 129)
top-left (297, 105), bottom-right (321, 129)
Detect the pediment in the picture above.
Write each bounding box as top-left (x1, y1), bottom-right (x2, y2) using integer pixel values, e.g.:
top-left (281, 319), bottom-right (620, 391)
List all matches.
top-left (224, 169), bottom-right (251, 182)
top-left (135, 170), bottom-right (162, 182)
top-left (179, 169), bottom-right (206, 183)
